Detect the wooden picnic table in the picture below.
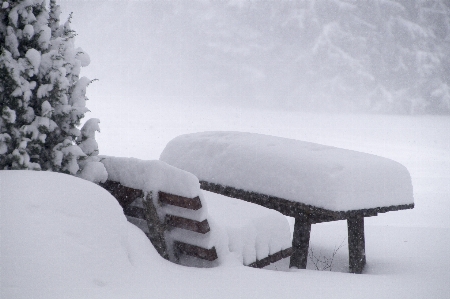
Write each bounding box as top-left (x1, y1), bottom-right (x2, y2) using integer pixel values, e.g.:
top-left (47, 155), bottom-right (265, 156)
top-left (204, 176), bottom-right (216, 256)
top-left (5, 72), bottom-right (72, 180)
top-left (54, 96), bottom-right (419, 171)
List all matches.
top-left (160, 131), bottom-right (415, 273)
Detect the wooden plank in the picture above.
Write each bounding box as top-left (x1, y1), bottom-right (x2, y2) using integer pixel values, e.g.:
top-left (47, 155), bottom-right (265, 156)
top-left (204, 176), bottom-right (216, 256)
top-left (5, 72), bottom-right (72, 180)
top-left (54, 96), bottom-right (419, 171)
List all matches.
top-left (255, 256), bottom-right (271, 268)
top-left (143, 192), bottom-right (170, 261)
top-left (123, 206), bottom-right (146, 220)
top-left (347, 215), bottom-right (366, 274)
top-left (200, 180), bottom-right (414, 221)
top-left (165, 215), bottom-right (210, 234)
top-left (100, 180), bottom-right (144, 208)
top-left (200, 181), bottom-right (334, 220)
top-left (159, 192), bottom-right (202, 210)
top-left (269, 250), bottom-right (284, 264)
top-left (281, 247), bottom-right (293, 259)
top-left (174, 241), bottom-right (218, 261)
top-left (247, 247), bottom-right (293, 268)
top-left (289, 213), bottom-right (311, 269)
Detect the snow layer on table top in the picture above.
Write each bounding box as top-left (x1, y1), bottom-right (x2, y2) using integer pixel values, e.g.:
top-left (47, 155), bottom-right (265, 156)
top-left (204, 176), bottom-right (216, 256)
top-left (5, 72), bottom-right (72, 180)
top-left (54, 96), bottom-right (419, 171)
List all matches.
top-left (160, 131), bottom-right (414, 211)
top-left (204, 191), bottom-right (291, 265)
top-left (101, 156), bottom-right (200, 199)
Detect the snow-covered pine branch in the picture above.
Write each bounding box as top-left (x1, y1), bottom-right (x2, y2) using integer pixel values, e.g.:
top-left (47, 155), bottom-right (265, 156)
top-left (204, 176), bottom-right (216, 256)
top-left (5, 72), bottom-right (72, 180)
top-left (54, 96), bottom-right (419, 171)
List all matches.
top-left (0, 0), bottom-right (106, 182)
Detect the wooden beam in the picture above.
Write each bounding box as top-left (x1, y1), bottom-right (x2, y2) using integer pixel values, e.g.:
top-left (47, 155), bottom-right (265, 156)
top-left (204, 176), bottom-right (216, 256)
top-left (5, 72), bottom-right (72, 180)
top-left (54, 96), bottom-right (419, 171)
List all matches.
top-left (123, 205), bottom-right (146, 220)
top-left (347, 215), bottom-right (366, 274)
top-left (165, 215), bottom-right (211, 234)
top-left (174, 242), bottom-right (218, 261)
top-left (159, 192), bottom-right (202, 210)
top-left (143, 192), bottom-right (170, 261)
top-left (247, 247), bottom-right (293, 268)
top-left (100, 180), bottom-right (143, 208)
top-left (199, 180), bottom-right (414, 220)
top-left (289, 214), bottom-right (311, 269)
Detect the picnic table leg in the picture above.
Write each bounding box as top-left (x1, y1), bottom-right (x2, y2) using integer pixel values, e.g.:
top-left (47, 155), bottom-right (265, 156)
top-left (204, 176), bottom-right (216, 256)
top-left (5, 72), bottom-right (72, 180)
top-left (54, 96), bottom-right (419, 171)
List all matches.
top-left (289, 213), bottom-right (311, 269)
top-left (347, 215), bottom-right (366, 274)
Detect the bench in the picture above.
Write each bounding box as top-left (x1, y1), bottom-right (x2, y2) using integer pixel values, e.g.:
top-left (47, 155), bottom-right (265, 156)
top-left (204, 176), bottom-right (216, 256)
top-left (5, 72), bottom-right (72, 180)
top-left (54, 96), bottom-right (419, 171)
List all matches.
top-left (100, 180), bottom-right (219, 263)
top-left (99, 156), bottom-right (292, 269)
top-left (160, 131), bottom-right (415, 273)
top-left (99, 157), bottom-right (219, 266)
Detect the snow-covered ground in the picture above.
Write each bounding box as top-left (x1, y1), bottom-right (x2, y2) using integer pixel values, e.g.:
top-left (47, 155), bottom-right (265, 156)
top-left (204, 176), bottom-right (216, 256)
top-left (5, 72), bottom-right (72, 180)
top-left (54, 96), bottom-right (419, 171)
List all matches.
top-left (2, 102), bottom-right (449, 298)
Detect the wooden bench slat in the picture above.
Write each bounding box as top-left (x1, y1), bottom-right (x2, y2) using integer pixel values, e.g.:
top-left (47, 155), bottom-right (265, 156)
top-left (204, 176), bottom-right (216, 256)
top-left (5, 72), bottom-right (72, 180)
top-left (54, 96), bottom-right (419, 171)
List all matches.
top-left (247, 247), bottom-right (293, 268)
top-left (165, 215), bottom-right (211, 234)
top-left (159, 192), bottom-right (202, 210)
top-left (200, 180), bottom-right (414, 221)
top-left (174, 242), bottom-right (218, 261)
top-left (101, 180), bottom-right (218, 264)
top-left (124, 206), bottom-right (146, 219)
top-left (100, 181), bottom-right (144, 208)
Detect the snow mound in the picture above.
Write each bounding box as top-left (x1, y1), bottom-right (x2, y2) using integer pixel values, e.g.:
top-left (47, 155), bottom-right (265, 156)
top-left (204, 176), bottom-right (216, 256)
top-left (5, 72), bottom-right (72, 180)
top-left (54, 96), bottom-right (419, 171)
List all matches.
top-left (0, 170), bottom-right (164, 299)
top-left (160, 131), bottom-right (414, 211)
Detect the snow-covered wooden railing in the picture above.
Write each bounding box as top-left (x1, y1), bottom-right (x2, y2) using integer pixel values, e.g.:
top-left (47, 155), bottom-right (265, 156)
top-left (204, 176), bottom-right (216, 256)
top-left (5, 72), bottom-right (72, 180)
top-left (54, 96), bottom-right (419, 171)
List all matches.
top-left (160, 131), bottom-right (415, 274)
top-left (99, 157), bottom-right (218, 265)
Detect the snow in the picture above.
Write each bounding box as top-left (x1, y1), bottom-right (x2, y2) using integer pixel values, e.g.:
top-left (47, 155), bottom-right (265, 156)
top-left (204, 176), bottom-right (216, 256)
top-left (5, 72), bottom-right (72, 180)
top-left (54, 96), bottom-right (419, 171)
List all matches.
top-left (101, 156), bottom-right (201, 200)
top-left (70, 76), bottom-right (90, 107)
top-left (61, 144), bottom-right (86, 174)
top-left (78, 137), bottom-right (98, 155)
top-left (23, 24), bottom-right (34, 39)
top-left (1, 171), bottom-right (131, 298)
top-left (205, 191), bottom-right (291, 265)
top-left (1, 95), bottom-right (449, 299)
top-left (25, 48), bottom-right (40, 74)
top-left (40, 100), bottom-right (53, 117)
top-left (2, 106), bottom-right (16, 123)
top-left (77, 160), bottom-right (108, 184)
top-left (0, 133), bottom-right (11, 154)
top-left (5, 26), bottom-right (19, 57)
top-left (160, 131), bottom-right (414, 211)
top-left (2, 151), bottom-right (449, 299)
top-left (37, 25), bottom-right (51, 49)
top-left (76, 47), bottom-right (90, 67)
top-left (78, 119), bottom-right (101, 156)
top-left (37, 83), bottom-right (53, 98)
top-left (80, 118), bottom-right (101, 139)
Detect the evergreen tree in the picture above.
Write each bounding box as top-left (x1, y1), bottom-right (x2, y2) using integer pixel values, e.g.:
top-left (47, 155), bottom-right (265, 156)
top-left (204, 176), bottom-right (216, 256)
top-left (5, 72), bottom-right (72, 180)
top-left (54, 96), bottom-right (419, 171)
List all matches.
top-left (0, 0), bottom-right (107, 182)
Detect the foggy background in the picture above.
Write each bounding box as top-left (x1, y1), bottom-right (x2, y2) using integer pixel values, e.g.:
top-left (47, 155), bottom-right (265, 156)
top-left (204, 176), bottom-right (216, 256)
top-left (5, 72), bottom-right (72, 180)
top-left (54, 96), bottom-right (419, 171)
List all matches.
top-left (60, 0), bottom-right (450, 115)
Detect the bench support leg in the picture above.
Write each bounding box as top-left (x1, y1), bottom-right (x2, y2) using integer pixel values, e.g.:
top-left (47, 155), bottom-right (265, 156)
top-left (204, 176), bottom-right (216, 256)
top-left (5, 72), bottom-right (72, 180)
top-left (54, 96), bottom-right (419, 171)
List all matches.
top-left (347, 215), bottom-right (366, 274)
top-left (144, 192), bottom-right (170, 261)
top-left (290, 214), bottom-right (311, 269)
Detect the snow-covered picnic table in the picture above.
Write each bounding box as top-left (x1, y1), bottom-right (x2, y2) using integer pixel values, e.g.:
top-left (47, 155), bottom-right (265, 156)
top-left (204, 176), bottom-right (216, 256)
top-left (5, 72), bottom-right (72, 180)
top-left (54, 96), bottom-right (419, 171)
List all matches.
top-left (160, 131), bottom-right (415, 273)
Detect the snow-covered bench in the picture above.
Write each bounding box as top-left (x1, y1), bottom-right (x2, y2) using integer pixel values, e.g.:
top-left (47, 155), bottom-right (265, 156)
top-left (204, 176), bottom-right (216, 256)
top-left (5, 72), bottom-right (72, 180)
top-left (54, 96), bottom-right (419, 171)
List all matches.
top-left (99, 157), bottom-right (219, 266)
top-left (98, 156), bottom-right (292, 269)
top-left (160, 131), bottom-right (415, 273)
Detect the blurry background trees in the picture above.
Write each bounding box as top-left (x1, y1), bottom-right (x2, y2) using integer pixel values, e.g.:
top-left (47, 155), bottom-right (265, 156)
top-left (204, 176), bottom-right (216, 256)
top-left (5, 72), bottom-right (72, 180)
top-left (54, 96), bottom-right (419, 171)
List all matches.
top-left (62, 0), bottom-right (450, 114)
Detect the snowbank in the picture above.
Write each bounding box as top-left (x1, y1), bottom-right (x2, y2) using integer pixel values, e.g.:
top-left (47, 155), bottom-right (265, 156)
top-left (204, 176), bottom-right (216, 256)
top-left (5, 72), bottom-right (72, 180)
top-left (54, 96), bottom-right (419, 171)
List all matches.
top-left (160, 131), bottom-right (414, 211)
top-left (1, 160), bottom-right (448, 299)
top-left (0, 170), bottom-right (158, 298)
